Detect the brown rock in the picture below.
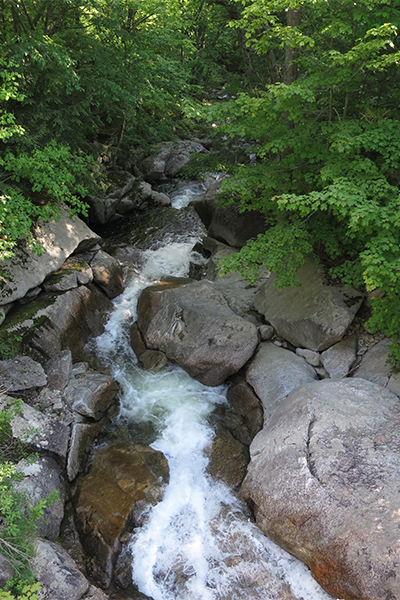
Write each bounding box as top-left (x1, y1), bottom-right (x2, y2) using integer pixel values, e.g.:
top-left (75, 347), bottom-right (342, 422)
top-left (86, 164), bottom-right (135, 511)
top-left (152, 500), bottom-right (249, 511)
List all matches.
top-left (90, 250), bottom-right (124, 299)
top-left (75, 441), bottom-right (169, 586)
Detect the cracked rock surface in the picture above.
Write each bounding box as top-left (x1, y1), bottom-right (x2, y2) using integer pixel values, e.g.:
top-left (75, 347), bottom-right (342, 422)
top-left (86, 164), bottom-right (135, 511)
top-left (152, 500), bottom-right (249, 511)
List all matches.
top-left (241, 378), bottom-right (400, 600)
top-left (137, 279), bottom-right (258, 386)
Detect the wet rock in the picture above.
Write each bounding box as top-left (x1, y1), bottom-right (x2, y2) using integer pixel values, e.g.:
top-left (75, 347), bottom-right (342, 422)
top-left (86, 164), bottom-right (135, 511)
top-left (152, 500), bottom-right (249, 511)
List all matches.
top-left (46, 350), bottom-right (73, 392)
top-left (137, 279), bottom-right (258, 386)
top-left (90, 250), bottom-right (124, 299)
top-left (207, 424), bottom-right (248, 488)
top-left (130, 322), bottom-right (147, 359)
top-left (33, 538), bottom-right (90, 600)
top-left (0, 209), bottom-right (100, 306)
top-left (321, 334), bottom-right (357, 379)
top-left (75, 441), bottom-right (169, 587)
top-left (1, 396), bottom-right (69, 460)
top-left (67, 422), bottom-right (98, 482)
top-left (226, 378), bottom-right (263, 441)
top-left (208, 205), bottom-right (267, 248)
top-left (0, 356), bottom-right (47, 392)
top-left (254, 258), bottom-right (364, 351)
top-left (242, 378), bottom-right (400, 600)
top-left (14, 456), bottom-right (67, 541)
top-left (139, 349), bottom-right (169, 372)
top-left (63, 372), bottom-right (119, 421)
top-left (246, 343), bottom-right (317, 417)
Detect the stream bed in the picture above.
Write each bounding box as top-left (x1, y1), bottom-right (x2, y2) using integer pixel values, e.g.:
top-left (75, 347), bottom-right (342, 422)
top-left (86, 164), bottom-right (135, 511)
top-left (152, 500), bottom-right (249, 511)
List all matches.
top-left (95, 179), bottom-right (336, 600)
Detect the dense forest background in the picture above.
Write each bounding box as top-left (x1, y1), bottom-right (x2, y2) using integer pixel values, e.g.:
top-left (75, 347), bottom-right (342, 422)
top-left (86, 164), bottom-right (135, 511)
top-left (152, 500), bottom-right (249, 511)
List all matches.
top-left (1, 0), bottom-right (400, 362)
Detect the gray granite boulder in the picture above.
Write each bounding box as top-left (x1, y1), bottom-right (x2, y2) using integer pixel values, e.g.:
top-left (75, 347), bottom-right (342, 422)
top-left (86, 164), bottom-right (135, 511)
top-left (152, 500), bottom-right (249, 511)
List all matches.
top-left (353, 338), bottom-right (400, 397)
top-left (67, 421), bottom-right (103, 482)
top-left (0, 396), bottom-right (69, 460)
top-left (321, 334), bottom-right (357, 379)
top-left (254, 259), bottom-right (364, 351)
top-left (137, 279), bottom-right (258, 386)
top-left (354, 338), bottom-right (395, 389)
top-left (0, 553), bottom-right (14, 588)
top-left (295, 347), bottom-right (321, 367)
top-left (246, 342), bottom-right (317, 416)
top-left (14, 456), bottom-right (67, 541)
top-left (2, 284), bottom-right (112, 362)
top-left (45, 350), bottom-right (73, 392)
top-left (142, 142), bottom-right (173, 182)
top-left (63, 372), bottom-right (119, 421)
top-left (0, 209), bottom-right (100, 306)
top-left (34, 538), bottom-right (89, 600)
top-left (242, 378), bottom-right (400, 600)
top-left (0, 356), bottom-right (47, 392)
top-left (90, 250), bottom-right (124, 299)
top-left (142, 140), bottom-right (205, 182)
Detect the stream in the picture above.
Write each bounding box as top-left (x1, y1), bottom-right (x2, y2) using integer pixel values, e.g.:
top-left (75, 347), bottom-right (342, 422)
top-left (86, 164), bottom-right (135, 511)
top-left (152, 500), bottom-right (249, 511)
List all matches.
top-left (95, 178), bottom-right (336, 600)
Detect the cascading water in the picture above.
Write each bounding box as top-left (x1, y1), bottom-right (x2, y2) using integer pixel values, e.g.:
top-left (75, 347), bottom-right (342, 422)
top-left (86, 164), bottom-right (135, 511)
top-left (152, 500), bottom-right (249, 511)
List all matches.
top-left (95, 181), bottom-right (337, 600)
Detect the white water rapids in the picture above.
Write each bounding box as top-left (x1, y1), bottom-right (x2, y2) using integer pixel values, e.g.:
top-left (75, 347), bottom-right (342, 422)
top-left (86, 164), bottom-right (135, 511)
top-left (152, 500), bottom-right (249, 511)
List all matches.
top-left (95, 183), bottom-right (336, 600)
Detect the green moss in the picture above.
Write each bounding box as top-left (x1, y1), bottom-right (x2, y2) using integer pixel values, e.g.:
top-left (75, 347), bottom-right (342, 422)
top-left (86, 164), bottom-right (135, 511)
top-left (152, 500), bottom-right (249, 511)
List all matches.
top-left (0, 293), bottom-right (59, 359)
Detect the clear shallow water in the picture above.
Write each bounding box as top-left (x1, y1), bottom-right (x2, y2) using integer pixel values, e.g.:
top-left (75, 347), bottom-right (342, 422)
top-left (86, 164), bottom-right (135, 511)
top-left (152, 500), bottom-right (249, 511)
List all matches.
top-left (96, 185), bottom-right (336, 600)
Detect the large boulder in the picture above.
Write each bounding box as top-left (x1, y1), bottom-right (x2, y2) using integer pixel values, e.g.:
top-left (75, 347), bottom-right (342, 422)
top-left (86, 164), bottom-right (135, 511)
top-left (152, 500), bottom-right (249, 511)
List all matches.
top-left (354, 337), bottom-right (400, 396)
top-left (320, 334), bottom-right (357, 379)
top-left (14, 456), bottom-right (67, 541)
top-left (246, 342), bottom-right (317, 415)
top-left (90, 250), bottom-right (124, 299)
top-left (33, 539), bottom-right (110, 600)
top-left (0, 396), bottom-right (70, 460)
top-left (0, 356), bottom-right (47, 392)
top-left (1, 284), bottom-right (112, 362)
top-left (242, 378), bottom-right (400, 600)
top-left (254, 259), bottom-right (364, 351)
top-left (208, 205), bottom-right (267, 248)
top-left (204, 239), bottom-right (269, 317)
top-left (75, 441), bottom-right (169, 587)
top-left (0, 209), bottom-right (100, 306)
top-left (63, 372), bottom-right (119, 421)
top-left (137, 280), bottom-right (258, 386)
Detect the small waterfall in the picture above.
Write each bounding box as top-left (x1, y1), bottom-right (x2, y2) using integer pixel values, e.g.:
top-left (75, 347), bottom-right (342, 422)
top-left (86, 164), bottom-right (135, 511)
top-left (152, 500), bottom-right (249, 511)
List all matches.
top-left (96, 182), bottom-right (336, 600)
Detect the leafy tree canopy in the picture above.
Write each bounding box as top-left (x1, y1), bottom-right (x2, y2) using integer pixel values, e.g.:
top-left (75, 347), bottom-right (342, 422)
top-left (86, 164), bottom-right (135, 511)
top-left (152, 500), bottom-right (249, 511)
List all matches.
top-left (199, 0), bottom-right (400, 364)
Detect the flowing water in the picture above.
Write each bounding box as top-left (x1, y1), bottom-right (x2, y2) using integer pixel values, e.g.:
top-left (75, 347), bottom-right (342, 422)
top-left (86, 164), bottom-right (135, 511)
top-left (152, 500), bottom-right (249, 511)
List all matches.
top-left (95, 180), bottom-right (336, 600)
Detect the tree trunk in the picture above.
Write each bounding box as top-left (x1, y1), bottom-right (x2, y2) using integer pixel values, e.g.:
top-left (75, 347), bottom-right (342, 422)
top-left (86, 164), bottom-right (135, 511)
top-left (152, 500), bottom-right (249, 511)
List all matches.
top-left (284, 8), bottom-right (301, 85)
